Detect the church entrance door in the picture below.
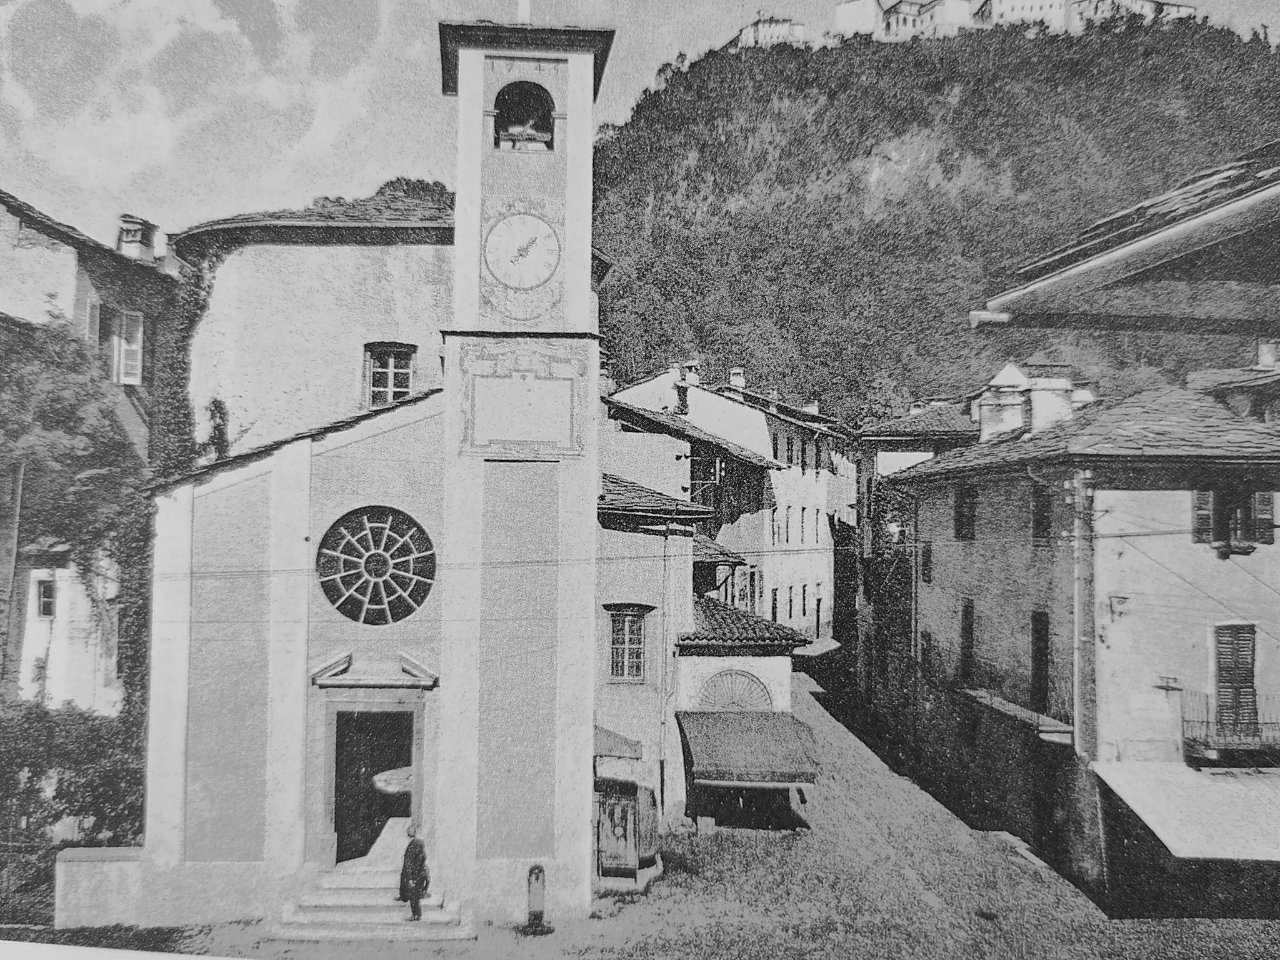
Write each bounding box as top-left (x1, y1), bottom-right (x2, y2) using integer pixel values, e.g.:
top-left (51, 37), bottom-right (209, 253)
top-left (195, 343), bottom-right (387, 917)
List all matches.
top-left (334, 710), bottom-right (414, 862)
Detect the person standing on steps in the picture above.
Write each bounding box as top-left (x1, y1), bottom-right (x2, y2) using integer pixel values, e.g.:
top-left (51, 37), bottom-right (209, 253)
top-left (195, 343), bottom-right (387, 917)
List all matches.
top-left (398, 822), bottom-right (429, 921)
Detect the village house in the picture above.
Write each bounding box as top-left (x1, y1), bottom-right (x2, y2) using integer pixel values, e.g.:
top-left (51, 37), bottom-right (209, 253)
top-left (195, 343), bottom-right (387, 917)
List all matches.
top-left (883, 357), bottom-right (1280, 916)
top-left (926, 139), bottom-right (1280, 916)
top-left (55, 15), bottom-right (818, 939)
top-left (0, 191), bottom-right (174, 716)
top-left (610, 362), bottom-right (857, 646)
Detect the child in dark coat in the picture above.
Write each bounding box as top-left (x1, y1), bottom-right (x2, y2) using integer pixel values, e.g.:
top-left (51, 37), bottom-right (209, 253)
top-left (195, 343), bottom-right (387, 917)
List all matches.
top-left (398, 823), bottom-right (429, 921)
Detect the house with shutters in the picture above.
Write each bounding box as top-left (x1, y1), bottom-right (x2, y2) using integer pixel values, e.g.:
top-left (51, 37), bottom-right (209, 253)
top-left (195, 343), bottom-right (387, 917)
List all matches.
top-left (883, 364), bottom-right (1280, 916)
top-left (0, 191), bottom-right (174, 716)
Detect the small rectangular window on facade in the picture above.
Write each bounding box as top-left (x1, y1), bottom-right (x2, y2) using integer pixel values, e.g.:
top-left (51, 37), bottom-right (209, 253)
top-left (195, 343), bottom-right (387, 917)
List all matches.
top-left (771, 588), bottom-right (778, 622)
top-left (771, 506), bottom-right (778, 545)
top-left (366, 342), bottom-right (416, 408)
top-left (801, 584), bottom-right (808, 617)
top-left (800, 508), bottom-right (806, 544)
top-left (801, 440), bottom-right (808, 472)
top-left (786, 437), bottom-right (794, 466)
top-left (920, 541), bottom-right (933, 584)
top-left (954, 484), bottom-right (977, 542)
top-left (1030, 611), bottom-right (1050, 714)
top-left (785, 506), bottom-right (792, 544)
top-left (772, 433), bottom-right (779, 461)
top-left (959, 598), bottom-right (975, 681)
top-left (748, 569), bottom-right (758, 614)
top-left (36, 579), bottom-right (55, 619)
top-left (788, 585), bottom-right (794, 620)
top-left (607, 606), bottom-right (650, 682)
top-left (1031, 487), bottom-right (1053, 544)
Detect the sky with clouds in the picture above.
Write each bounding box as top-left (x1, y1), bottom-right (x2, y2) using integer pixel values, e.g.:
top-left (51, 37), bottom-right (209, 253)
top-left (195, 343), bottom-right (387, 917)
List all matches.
top-left (0, 0), bottom-right (1277, 245)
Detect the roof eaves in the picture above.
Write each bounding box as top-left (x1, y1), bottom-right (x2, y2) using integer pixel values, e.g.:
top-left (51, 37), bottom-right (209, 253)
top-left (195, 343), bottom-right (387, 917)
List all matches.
top-left (0, 188), bottom-right (169, 277)
top-left (150, 390), bottom-right (443, 493)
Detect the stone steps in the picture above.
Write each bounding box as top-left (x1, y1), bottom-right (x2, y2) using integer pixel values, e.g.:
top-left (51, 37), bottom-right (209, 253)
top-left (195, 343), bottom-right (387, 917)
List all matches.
top-left (298, 887), bottom-right (445, 909)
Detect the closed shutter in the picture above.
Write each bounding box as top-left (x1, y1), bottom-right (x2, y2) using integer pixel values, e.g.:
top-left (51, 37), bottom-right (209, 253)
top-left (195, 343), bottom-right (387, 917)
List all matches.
top-left (1192, 491), bottom-right (1215, 543)
top-left (1254, 492), bottom-right (1275, 545)
top-left (119, 312), bottom-right (143, 385)
top-left (1215, 623), bottom-right (1258, 735)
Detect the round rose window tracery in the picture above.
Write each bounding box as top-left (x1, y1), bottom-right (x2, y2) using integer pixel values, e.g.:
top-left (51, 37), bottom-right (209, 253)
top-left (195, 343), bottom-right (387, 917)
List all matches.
top-left (316, 506), bottom-right (436, 625)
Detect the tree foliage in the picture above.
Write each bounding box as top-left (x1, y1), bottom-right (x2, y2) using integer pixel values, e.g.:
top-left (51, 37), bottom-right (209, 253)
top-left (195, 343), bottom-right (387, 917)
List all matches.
top-left (594, 19), bottom-right (1274, 422)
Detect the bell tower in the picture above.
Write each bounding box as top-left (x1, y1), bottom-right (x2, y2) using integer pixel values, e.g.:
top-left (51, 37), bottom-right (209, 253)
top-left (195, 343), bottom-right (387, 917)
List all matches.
top-left (435, 19), bottom-right (614, 923)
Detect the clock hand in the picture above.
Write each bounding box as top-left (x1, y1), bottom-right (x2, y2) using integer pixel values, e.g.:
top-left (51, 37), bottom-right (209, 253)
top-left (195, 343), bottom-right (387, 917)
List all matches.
top-left (512, 236), bottom-right (538, 262)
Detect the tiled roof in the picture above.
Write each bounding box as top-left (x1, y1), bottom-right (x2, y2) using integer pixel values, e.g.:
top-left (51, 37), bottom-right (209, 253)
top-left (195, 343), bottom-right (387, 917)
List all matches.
top-left (678, 596), bottom-right (807, 652)
top-left (1015, 140), bottom-right (1280, 284)
top-left (603, 396), bottom-right (782, 469)
top-left (693, 533), bottom-right (746, 566)
top-left (0, 188), bottom-right (166, 274)
top-left (174, 179), bottom-right (455, 257)
top-left (890, 386), bottom-right (1280, 483)
top-left (1186, 368), bottom-right (1280, 393)
top-left (858, 404), bottom-right (978, 439)
top-left (711, 385), bottom-right (850, 438)
top-left (598, 474), bottom-right (713, 519)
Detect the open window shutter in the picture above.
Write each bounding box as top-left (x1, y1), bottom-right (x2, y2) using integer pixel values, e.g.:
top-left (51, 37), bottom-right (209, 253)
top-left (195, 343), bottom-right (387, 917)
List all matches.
top-left (1192, 491), bottom-right (1215, 543)
top-left (1254, 492), bottom-right (1275, 545)
top-left (1215, 625), bottom-right (1240, 725)
top-left (120, 312), bottom-right (143, 385)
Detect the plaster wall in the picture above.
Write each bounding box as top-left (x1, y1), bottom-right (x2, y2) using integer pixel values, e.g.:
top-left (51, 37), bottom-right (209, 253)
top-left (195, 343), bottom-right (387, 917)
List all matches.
top-left (596, 519), bottom-right (694, 818)
top-left (677, 656), bottom-right (792, 712)
top-left (1092, 487), bottom-right (1280, 762)
top-left (915, 478), bottom-right (1075, 721)
top-left (18, 565), bottom-right (122, 714)
top-left (599, 422), bottom-right (687, 500)
top-left (878, 450), bottom-right (934, 476)
top-left (0, 209), bottom-right (78, 323)
top-left (189, 243), bottom-right (453, 454)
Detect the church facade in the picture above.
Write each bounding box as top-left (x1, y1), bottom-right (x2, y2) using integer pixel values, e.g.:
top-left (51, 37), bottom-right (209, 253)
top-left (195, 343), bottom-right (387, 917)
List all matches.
top-left (57, 19), bottom-right (618, 934)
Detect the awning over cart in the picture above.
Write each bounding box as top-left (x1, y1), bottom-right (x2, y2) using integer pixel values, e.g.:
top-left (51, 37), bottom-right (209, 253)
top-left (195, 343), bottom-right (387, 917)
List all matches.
top-left (595, 724), bottom-right (644, 760)
top-left (1093, 761), bottom-right (1280, 861)
top-left (677, 711), bottom-right (819, 788)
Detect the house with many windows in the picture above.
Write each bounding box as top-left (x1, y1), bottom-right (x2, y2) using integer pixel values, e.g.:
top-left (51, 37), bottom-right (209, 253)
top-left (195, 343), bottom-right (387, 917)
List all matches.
top-left (883, 356), bottom-right (1280, 916)
top-left (0, 192), bottom-right (175, 716)
top-left (610, 362), bottom-right (856, 646)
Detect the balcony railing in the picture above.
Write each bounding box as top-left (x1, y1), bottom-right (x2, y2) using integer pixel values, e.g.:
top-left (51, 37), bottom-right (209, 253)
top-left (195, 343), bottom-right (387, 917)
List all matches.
top-left (1182, 690), bottom-right (1280, 754)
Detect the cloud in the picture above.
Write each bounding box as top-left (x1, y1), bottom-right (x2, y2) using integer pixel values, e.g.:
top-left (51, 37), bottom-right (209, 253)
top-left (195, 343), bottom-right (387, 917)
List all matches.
top-left (6, 0), bottom-right (118, 121)
top-left (294, 0), bottom-right (382, 79)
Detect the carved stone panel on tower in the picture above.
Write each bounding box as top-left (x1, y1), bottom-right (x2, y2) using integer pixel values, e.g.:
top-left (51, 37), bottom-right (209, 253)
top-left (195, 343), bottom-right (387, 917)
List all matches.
top-left (458, 336), bottom-right (589, 457)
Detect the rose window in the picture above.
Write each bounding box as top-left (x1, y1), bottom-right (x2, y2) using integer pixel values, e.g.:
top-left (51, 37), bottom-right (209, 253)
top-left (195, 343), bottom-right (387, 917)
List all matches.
top-left (317, 506), bottom-right (436, 625)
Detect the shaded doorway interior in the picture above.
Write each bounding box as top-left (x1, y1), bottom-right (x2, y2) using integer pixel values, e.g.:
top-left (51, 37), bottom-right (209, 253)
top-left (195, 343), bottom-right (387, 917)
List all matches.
top-left (334, 710), bottom-right (413, 863)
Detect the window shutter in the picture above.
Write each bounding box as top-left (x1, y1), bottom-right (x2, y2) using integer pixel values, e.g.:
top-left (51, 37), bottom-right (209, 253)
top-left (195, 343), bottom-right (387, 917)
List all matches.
top-left (1254, 492), bottom-right (1275, 545)
top-left (119, 312), bottom-right (143, 385)
top-left (86, 300), bottom-right (100, 349)
top-left (1192, 491), bottom-right (1214, 543)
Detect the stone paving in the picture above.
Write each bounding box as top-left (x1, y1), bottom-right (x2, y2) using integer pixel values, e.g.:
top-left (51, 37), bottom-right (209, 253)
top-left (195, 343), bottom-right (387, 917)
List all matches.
top-left (16, 671), bottom-right (1280, 959)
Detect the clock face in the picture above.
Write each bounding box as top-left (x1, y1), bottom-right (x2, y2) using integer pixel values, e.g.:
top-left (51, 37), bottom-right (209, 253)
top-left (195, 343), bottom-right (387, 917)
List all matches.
top-left (483, 213), bottom-right (561, 290)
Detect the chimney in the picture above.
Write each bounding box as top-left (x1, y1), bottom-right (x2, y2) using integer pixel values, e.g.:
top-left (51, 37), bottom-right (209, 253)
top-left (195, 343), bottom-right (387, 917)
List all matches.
top-left (682, 359), bottom-right (701, 386)
top-left (116, 214), bottom-right (156, 261)
top-left (1027, 374), bottom-right (1075, 434)
top-left (1257, 340), bottom-right (1279, 370)
top-left (803, 399), bottom-right (820, 415)
top-left (977, 387), bottom-right (1026, 442)
top-left (729, 367), bottom-right (746, 390)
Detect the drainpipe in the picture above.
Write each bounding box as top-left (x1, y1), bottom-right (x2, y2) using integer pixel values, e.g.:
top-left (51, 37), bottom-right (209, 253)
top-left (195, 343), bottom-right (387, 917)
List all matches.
top-left (1071, 469), bottom-right (1096, 760)
top-left (659, 519), bottom-right (671, 816)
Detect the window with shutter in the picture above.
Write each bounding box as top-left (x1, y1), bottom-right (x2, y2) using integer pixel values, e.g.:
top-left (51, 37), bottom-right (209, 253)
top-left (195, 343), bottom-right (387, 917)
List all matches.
top-left (119, 311), bottom-right (143, 385)
top-left (1192, 490), bottom-right (1215, 543)
top-left (1255, 492), bottom-right (1275, 545)
top-left (1215, 623), bottom-right (1259, 738)
top-left (920, 541), bottom-right (933, 584)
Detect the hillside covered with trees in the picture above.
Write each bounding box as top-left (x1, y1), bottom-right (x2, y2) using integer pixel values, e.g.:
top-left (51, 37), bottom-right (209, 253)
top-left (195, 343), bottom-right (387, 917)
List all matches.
top-left (593, 18), bottom-right (1280, 423)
